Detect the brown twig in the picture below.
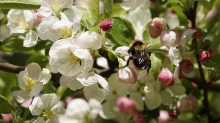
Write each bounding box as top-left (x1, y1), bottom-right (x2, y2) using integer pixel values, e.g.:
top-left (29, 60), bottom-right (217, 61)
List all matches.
top-left (0, 61), bottom-right (25, 74)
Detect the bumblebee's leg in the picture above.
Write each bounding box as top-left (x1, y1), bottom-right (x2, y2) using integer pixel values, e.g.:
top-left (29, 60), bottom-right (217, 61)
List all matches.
top-left (124, 56), bottom-right (133, 67)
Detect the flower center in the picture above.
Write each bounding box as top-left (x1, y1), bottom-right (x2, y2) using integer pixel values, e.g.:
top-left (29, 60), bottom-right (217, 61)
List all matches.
top-left (69, 53), bottom-right (79, 65)
top-left (59, 27), bottom-right (72, 39)
top-left (18, 18), bottom-right (29, 29)
top-left (23, 78), bottom-right (36, 91)
top-left (51, 0), bottom-right (61, 12)
top-left (43, 109), bottom-right (54, 119)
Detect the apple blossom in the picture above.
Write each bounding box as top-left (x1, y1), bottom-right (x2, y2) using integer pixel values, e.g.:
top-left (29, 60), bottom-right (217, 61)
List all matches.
top-left (38, 0), bottom-right (73, 17)
top-left (7, 9), bottom-right (38, 47)
top-left (49, 38), bottom-right (93, 77)
top-left (158, 68), bottom-right (175, 86)
top-left (160, 30), bottom-right (181, 47)
top-left (179, 59), bottom-right (196, 78)
top-left (149, 17), bottom-right (165, 39)
top-left (199, 51), bottom-right (211, 62)
top-left (193, 27), bottom-right (202, 39)
top-left (118, 67), bottom-right (137, 84)
top-left (133, 111), bottom-right (145, 123)
top-left (59, 98), bottom-right (102, 123)
top-left (12, 63), bottom-right (51, 103)
top-left (169, 109), bottom-right (179, 118)
top-left (99, 19), bottom-right (112, 32)
top-left (73, 31), bottom-right (103, 50)
top-left (29, 93), bottom-right (65, 123)
top-left (60, 72), bottom-right (109, 103)
top-left (157, 110), bottom-right (170, 123)
top-left (116, 96), bottom-right (136, 114)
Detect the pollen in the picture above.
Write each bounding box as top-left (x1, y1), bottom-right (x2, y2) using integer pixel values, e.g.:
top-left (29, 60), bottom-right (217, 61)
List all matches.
top-left (69, 53), bottom-right (78, 65)
top-left (42, 109), bottom-right (54, 119)
top-left (51, 0), bottom-right (61, 12)
top-left (58, 27), bottom-right (72, 39)
top-left (18, 18), bottom-right (29, 29)
top-left (23, 78), bottom-right (36, 91)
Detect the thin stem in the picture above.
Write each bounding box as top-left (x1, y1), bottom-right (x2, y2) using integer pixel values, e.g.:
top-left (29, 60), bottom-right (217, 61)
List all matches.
top-left (20, 109), bottom-right (30, 123)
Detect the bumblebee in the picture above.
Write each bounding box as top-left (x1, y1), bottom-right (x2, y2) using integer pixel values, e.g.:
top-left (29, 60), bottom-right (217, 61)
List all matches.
top-left (125, 40), bottom-right (151, 73)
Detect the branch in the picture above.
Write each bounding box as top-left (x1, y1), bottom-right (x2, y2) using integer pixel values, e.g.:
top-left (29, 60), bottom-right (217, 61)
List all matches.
top-left (0, 61), bottom-right (25, 74)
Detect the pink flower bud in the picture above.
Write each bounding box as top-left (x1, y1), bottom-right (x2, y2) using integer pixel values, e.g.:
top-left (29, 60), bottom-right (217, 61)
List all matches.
top-left (116, 96), bottom-right (136, 114)
top-left (193, 27), bottom-right (202, 39)
top-left (99, 19), bottom-right (112, 32)
top-left (157, 110), bottom-right (170, 123)
top-left (34, 13), bottom-right (43, 26)
top-left (149, 17), bottom-right (165, 38)
top-left (158, 69), bottom-right (175, 86)
top-left (118, 67), bottom-right (137, 84)
top-left (133, 111), bottom-right (145, 123)
top-left (149, 0), bottom-right (157, 3)
top-left (179, 60), bottom-right (194, 73)
top-left (177, 94), bottom-right (198, 112)
top-left (160, 30), bottom-right (181, 47)
top-left (178, 70), bottom-right (185, 79)
top-left (199, 51), bottom-right (211, 62)
top-left (1, 114), bottom-right (12, 123)
top-left (169, 110), bottom-right (179, 118)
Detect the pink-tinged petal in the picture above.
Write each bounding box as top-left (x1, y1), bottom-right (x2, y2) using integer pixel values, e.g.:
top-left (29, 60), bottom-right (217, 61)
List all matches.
top-left (12, 90), bottom-right (31, 103)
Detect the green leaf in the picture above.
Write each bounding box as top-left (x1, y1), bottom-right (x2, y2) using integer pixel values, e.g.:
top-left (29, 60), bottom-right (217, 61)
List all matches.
top-left (110, 17), bottom-right (136, 46)
top-left (202, 52), bottom-right (220, 67)
top-left (111, 3), bottom-right (126, 17)
top-left (0, 95), bottom-right (15, 113)
top-left (26, 55), bottom-right (49, 68)
top-left (79, 7), bottom-right (95, 29)
top-left (34, 40), bottom-right (50, 51)
top-left (0, 35), bottom-right (34, 53)
top-left (150, 53), bottom-right (162, 79)
top-left (104, 0), bottom-right (113, 18)
top-left (0, 0), bottom-right (40, 10)
top-left (162, 1), bottom-right (183, 9)
top-left (91, 0), bottom-right (99, 24)
top-left (196, 0), bottom-right (212, 10)
top-left (143, 22), bottom-right (151, 42)
top-left (211, 27), bottom-right (220, 50)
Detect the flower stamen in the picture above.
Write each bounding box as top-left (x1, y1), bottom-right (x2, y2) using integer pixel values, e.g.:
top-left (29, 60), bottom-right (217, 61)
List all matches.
top-left (23, 78), bottom-right (36, 91)
top-left (42, 109), bottom-right (54, 119)
top-left (58, 27), bottom-right (72, 39)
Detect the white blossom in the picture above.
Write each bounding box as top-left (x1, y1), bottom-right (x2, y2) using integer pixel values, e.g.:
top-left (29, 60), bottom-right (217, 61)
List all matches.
top-left (121, 0), bottom-right (151, 11)
top-left (29, 93), bottom-right (65, 123)
top-left (12, 63), bottom-right (51, 103)
top-left (7, 9), bottom-right (38, 47)
top-left (59, 98), bottom-right (102, 123)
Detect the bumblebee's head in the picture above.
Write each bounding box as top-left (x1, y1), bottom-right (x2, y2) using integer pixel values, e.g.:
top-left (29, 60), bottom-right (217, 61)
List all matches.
top-left (129, 40), bottom-right (145, 51)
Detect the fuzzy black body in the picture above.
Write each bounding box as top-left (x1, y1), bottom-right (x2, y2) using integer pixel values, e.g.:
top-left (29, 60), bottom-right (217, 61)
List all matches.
top-left (127, 40), bottom-right (151, 73)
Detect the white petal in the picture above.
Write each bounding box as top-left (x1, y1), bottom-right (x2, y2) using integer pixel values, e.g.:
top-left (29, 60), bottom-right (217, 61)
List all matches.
top-left (160, 90), bottom-right (173, 105)
top-left (116, 80), bottom-right (129, 96)
top-left (76, 73), bottom-right (98, 86)
top-left (26, 63), bottom-right (41, 80)
top-left (29, 97), bottom-right (44, 115)
top-left (52, 107), bottom-right (65, 115)
top-left (29, 83), bottom-right (43, 97)
top-left (114, 46), bottom-right (129, 55)
top-left (23, 30), bottom-right (38, 47)
top-left (83, 84), bottom-right (106, 103)
top-left (64, 6), bottom-right (83, 22)
top-left (168, 46), bottom-right (182, 66)
top-left (89, 99), bottom-right (102, 118)
top-left (65, 98), bottom-right (89, 118)
top-left (80, 59), bottom-right (94, 73)
top-left (38, 68), bottom-right (51, 84)
top-left (100, 100), bottom-right (117, 119)
top-left (33, 117), bottom-right (46, 123)
top-left (38, 7), bottom-right (52, 17)
top-left (41, 93), bottom-right (60, 109)
top-left (182, 68), bottom-right (196, 78)
top-left (73, 49), bottom-right (92, 60)
top-left (60, 75), bottom-right (77, 86)
top-left (173, 66), bottom-right (181, 84)
top-left (120, 0), bottom-right (139, 11)
top-left (12, 90), bottom-right (31, 103)
top-left (66, 79), bottom-right (83, 91)
top-left (23, 10), bottom-right (34, 28)
top-left (179, 29), bottom-right (196, 47)
top-left (130, 92), bottom-right (144, 111)
top-left (139, 1), bottom-right (150, 10)
top-left (169, 84), bottom-right (186, 96)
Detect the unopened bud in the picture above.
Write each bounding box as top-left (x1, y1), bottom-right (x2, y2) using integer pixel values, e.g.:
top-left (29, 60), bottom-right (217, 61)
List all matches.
top-left (193, 27), bottom-right (202, 39)
top-left (160, 30), bottom-right (180, 47)
top-left (199, 51), bottom-right (211, 62)
top-left (179, 60), bottom-right (193, 73)
top-left (118, 67), bottom-right (137, 84)
top-left (177, 94), bottom-right (198, 112)
top-left (116, 96), bottom-right (136, 114)
top-left (1, 114), bottom-right (12, 123)
top-left (169, 109), bottom-right (179, 118)
top-left (34, 13), bottom-right (43, 26)
top-left (99, 19), bottom-right (112, 32)
top-left (158, 68), bottom-right (175, 86)
top-left (149, 17), bottom-right (165, 39)
top-left (133, 111), bottom-right (145, 123)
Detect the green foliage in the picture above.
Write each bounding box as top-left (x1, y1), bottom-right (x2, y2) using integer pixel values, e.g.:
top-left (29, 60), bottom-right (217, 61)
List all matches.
top-left (149, 53), bottom-right (162, 79)
top-left (104, 0), bottom-right (113, 18)
top-left (110, 17), bottom-right (136, 46)
top-left (91, 0), bottom-right (100, 24)
top-left (0, 0), bottom-right (40, 10)
top-left (0, 95), bottom-right (15, 113)
top-left (162, 1), bottom-right (184, 9)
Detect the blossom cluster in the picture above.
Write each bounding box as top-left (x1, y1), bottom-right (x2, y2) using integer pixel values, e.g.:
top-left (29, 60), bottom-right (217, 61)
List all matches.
top-left (3, 0), bottom-right (209, 122)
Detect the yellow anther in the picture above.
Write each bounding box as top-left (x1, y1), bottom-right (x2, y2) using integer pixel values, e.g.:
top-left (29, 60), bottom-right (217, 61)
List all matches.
top-left (42, 109), bottom-right (54, 119)
top-left (58, 27), bottom-right (72, 39)
top-left (51, 0), bottom-right (61, 12)
top-left (69, 53), bottom-right (78, 65)
top-left (18, 18), bottom-right (29, 29)
top-left (23, 78), bottom-right (36, 91)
